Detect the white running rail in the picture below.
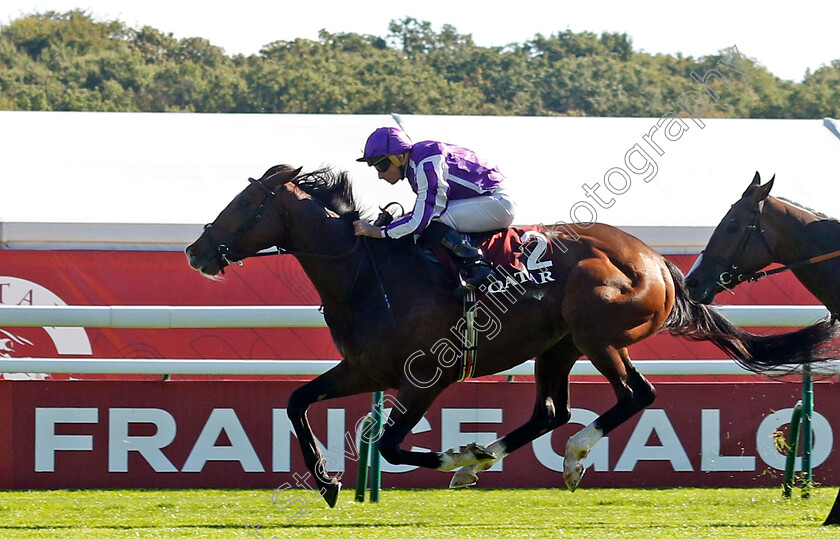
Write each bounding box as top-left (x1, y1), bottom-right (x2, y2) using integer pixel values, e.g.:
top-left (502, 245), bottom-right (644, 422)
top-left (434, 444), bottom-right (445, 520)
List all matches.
top-left (0, 304), bottom-right (832, 376)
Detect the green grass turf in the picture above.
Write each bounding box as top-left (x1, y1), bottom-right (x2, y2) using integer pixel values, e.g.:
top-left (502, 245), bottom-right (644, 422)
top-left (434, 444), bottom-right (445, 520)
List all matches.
top-left (0, 487), bottom-right (837, 538)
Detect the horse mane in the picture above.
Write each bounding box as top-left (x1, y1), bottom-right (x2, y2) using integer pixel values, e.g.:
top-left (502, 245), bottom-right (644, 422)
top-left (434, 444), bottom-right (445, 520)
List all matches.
top-left (775, 197), bottom-right (837, 222)
top-left (292, 167), bottom-right (362, 217)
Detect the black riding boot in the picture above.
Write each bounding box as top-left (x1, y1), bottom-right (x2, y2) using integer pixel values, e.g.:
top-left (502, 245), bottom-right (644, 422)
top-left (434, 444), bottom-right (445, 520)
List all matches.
top-left (422, 221), bottom-right (492, 288)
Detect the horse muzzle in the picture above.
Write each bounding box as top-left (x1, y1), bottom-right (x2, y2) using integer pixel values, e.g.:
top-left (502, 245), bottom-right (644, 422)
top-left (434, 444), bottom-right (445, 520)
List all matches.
top-left (185, 242), bottom-right (227, 276)
top-left (683, 276), bottom-right (717, 305)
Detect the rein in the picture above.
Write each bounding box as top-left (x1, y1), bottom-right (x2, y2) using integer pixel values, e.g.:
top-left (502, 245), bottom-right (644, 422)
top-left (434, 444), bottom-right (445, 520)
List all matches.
top-left (274, 237), bottom-right (363, 261)
top-left (734, 248), bottom-right (840, 283)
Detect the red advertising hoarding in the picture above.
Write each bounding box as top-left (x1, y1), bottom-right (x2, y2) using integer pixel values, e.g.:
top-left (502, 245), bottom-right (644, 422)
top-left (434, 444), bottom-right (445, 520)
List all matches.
top-left (0, 379), bottom-right (835, 490)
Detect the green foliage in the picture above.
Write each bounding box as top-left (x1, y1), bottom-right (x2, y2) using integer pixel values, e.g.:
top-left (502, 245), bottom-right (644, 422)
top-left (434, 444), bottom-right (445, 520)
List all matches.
top-left (790, 61), bottom-right (840, 118)
top-left (0, 11), bottom-right (837, 117)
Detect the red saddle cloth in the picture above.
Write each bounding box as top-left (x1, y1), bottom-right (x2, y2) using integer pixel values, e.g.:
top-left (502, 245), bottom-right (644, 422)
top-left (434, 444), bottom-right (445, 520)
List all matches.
top-left (426, 225), bottom-right (558, 288)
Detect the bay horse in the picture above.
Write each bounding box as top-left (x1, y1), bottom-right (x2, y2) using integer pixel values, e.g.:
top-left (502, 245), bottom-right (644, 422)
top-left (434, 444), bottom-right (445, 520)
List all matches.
top-left (684, 171), bottom-right (840, 524)
top-left (185, 165), bottom-right (837, 508)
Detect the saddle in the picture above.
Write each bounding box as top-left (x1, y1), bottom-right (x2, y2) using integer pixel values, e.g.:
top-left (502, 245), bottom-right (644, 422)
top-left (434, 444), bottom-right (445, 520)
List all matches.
top-left (374, 205), bottom-right (558, 294)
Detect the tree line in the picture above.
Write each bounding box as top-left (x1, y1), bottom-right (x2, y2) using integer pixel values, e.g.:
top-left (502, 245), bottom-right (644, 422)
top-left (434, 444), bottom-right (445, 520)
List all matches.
top-left (0, 10), bottom-right (838, 117)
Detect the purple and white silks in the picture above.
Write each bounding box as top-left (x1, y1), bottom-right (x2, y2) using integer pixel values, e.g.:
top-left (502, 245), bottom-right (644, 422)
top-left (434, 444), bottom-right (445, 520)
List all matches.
top-left (383, 141), bottom-right (508, 239)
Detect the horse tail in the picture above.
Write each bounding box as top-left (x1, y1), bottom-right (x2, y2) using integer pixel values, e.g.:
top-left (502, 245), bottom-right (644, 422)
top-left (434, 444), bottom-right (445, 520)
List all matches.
top-left (662, 259), bottom-right (839, 375)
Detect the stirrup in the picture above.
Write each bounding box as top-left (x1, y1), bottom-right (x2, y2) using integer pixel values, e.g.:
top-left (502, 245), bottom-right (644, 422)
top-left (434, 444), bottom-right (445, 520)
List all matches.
top-left (464, 264), bottom-right (492, 287)
top-left (455, 260), bottom-right (493, 295)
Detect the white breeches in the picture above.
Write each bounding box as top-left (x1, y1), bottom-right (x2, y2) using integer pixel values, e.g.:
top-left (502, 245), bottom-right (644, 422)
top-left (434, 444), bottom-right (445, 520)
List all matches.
top-left (437, 187), bottom-right (516, 233)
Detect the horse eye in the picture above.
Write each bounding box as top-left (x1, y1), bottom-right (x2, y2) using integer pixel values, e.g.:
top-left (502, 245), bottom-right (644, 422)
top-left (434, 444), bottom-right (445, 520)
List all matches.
top-left (725, 220), bottom-right (739, 233)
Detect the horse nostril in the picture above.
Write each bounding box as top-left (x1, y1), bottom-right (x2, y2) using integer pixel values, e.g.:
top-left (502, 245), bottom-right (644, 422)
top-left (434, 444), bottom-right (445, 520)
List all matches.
top-left (684, 277), bottom-right (698, 289)
top-left (186, 244), bottom-right (200, 257)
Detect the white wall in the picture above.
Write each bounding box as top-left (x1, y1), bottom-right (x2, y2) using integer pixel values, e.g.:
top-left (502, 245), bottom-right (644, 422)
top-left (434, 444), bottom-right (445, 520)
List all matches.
top-left (1, 112), bottom-right (838, 252)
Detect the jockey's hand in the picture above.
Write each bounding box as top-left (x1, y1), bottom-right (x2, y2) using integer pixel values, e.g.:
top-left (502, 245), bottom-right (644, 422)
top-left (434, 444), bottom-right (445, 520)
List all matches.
top-left (353, 220), bottom-right (382, 238)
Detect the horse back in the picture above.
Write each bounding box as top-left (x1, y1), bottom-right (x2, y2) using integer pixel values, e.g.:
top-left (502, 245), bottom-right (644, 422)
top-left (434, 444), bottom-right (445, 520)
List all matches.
top-left (544, 223), bottom-right (665, 271)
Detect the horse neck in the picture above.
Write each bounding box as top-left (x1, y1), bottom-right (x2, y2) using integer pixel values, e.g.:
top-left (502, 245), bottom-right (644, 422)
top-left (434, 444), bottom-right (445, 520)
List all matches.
top-left (764, 197), bottom-right (840, 313)
top-left (762, 197), bottom-right (821, 264)
top-left (283, 204), bottom-right (363, 305)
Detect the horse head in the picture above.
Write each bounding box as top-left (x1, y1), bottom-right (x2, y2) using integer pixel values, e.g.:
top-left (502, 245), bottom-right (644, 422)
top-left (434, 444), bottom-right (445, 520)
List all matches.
top-left (186, 164), bottom-right (302, 276)
top-left (684, 171), bottom-right (776, 303)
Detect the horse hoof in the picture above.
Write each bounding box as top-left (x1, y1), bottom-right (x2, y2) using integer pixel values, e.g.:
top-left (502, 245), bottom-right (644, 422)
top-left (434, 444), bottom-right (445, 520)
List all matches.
top-left (564, 467), bottom-right (586, 492)
top-left (449, 470), bottom-right (478, 488)
top-left (466, 442), bottom-right (496, 460)
top-left (322, 480), bottom-right (342, 508)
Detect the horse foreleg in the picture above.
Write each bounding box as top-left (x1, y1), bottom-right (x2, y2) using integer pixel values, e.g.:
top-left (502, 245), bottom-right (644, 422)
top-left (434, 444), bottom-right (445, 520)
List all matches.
top-left (564, 346), bottom-right (656, 491)
top-left (450, 338), bottom-right (580, 488)
top-left (286, 360), bottom-right (379, 508)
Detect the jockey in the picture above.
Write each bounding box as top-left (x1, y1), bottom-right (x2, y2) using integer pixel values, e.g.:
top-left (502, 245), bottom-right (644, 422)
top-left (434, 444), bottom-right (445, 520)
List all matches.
top-left (353, 126), bottom-right (516, 288)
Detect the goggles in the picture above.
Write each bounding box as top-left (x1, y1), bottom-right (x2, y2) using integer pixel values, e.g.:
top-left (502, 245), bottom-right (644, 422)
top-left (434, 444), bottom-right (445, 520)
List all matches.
top-left (370, 156), bottom-right (392, 173)
top-left (369, 155), bottom-right (404, 173)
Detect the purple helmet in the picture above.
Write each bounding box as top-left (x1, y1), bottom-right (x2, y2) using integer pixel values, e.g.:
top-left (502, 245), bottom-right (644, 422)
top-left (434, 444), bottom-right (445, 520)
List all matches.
top-left (356, 127), bottom-right (413, 162)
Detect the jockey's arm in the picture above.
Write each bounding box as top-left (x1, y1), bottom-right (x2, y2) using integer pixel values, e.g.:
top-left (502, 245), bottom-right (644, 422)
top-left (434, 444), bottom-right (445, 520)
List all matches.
top-left (377, 158), bottom-right (448, 239)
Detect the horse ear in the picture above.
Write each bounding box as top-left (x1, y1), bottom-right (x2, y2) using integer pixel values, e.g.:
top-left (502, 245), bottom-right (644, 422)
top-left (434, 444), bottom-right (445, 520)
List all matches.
top-left (745, 173), bottom-right (775, 203)
top-left (742, 171), bottom-right (761, 197)
top-left (755, 174), bottom-right (775, 200)
top-left (260, 165), bottom-right (303, 184)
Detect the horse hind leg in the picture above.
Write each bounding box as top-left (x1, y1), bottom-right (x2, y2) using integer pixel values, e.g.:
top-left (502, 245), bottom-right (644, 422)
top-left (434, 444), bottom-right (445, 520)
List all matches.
top-left (450, 337), bottom-right (580, 488)
top-left (564, 346), bottom-right (655, 491)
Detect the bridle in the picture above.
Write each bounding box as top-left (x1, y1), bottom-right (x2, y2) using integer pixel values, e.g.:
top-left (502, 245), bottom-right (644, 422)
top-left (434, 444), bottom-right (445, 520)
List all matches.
top-left (201, 176), bottom-right (283, 273)
top-left (203, 175), bottom-right (368, 271)
top-left (704, 201), bottom-right (840, 292)
top-left (702, 203), bottom-right (776, 292)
